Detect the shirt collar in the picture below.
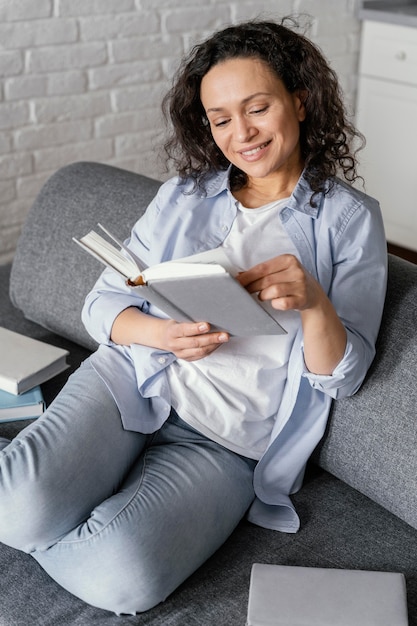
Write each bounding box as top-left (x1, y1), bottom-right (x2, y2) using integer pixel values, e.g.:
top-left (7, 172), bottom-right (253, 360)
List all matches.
top-left (286, 170), bottom-right (321, 218)
top-left (203, 168), bottom-right (231, 198)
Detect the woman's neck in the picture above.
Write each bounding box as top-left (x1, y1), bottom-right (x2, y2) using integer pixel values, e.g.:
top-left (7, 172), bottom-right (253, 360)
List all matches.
top-left (232, 168), bottom-right (302, 209)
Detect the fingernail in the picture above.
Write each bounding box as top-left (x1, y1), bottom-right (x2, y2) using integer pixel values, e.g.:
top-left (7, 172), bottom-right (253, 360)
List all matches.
top-left (218, 333), bottom-right (228, 342)
top-left (198, 323), bottom-right (208, 332)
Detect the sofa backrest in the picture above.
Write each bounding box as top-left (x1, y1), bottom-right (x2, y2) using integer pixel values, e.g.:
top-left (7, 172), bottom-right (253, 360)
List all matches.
top-left (9, 161), bottom-right (417, 532)
top-left (315, 253), bottom-right (417, 531)
top-left (10, 162), bottom-right (161, 351)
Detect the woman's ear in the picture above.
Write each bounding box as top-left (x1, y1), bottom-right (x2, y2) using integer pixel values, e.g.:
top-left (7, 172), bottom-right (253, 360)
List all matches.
top-left (295, 90), bottom-right (308, 122)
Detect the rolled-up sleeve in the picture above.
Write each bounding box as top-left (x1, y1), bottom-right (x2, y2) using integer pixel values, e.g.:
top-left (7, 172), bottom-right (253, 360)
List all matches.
top-left (81, 194), bottom-right (161, 345)
top-left (81, 269), bottom-right (150, 345)
top-left (302, 337), bottom-right (362, 399)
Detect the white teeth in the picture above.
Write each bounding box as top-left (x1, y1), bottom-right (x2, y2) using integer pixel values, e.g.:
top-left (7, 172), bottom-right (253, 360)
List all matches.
top-left (241, 142), bottom-right (268, 156)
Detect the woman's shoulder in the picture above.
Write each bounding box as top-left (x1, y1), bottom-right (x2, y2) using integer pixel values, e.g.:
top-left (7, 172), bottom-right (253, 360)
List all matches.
top-left (290, 172), bottom-right (379, 221)
top-left (320, 177), bottom-right (384, 242)
top-left (326, 177), bottom-right (379, 211)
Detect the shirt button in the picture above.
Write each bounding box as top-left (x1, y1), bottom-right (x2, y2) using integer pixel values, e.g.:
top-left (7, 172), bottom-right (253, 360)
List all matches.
top-left (158, 356), bottom-right (167, 364)
top-left (221, 224), bottom-right (228, 232)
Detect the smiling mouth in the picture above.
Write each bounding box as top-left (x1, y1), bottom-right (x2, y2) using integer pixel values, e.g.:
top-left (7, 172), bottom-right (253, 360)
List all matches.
top-left (240, 141), bottom-right (271, 157)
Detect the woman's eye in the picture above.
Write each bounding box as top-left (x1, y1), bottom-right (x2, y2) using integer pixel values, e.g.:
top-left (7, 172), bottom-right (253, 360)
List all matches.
top-left (250, 106), bottom-right (268, 115)
top-left (210, 106), bottom-right (268, 127)
top-left (214, 119), bottom-right (230, 127)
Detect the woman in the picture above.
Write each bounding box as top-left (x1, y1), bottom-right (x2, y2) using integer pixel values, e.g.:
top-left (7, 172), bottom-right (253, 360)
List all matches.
top-left (0, 19), bottom-right (387, 615)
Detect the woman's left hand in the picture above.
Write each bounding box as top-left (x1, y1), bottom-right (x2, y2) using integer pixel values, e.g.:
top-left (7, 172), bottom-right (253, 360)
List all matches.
top-left (236, 254), bottom-right (320, 312)
top-left (237, 254), bottom-right (347, 376)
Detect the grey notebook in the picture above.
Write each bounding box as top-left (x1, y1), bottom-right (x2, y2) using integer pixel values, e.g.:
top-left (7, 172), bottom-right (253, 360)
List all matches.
top-left (247, 563), bottom-right (408, 626)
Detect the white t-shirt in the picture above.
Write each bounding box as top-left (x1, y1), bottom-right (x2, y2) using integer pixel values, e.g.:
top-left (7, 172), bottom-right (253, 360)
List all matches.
top-left (166, 198), bottom-right (301, 459)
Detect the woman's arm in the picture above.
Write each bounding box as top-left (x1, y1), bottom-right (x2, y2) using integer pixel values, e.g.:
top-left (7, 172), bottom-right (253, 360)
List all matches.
top-left (298, 281), bottom-right (347, 375)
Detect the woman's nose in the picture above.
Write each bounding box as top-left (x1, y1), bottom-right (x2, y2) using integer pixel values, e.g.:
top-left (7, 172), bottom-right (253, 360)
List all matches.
top-left (234, 116), bottom-right (257, 143)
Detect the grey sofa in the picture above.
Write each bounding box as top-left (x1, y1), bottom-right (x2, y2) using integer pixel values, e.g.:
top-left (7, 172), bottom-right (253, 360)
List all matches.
top-left (0, 161), bottom-right (416, 625)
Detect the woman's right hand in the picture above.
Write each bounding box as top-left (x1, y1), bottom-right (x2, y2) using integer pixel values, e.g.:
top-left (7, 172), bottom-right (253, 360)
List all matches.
top-left (110, 307), bottom-right (229, 361)
top-left (159, 319), bottom-right (229, 361)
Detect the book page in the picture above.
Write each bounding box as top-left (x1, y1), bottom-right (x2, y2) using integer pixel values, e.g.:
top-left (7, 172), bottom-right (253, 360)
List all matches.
top-left (142, 247), bottom-right (237, 281)
top-left (172, 247), bottom-right (236, 275)
top-left (74, 231), bottom-right (140, 280)
top-left (143, 259), bottom-right (226, 282)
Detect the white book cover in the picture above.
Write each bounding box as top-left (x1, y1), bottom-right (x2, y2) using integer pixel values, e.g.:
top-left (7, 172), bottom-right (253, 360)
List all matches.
top-left (0, 327), bottom-right (69, 395)
top-left (247, 563), bottom-right (408, 626)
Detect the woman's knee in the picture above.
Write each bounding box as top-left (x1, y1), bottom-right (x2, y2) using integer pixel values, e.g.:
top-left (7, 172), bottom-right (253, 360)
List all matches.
top-left (35, 544), bottom-right (178, 615)
top-left (86, 576), bottom-right (171, 615)
top-left (0, 478), bottom-right (66, 552)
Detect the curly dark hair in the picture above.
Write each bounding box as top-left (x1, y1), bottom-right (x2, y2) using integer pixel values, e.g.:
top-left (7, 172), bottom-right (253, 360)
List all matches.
top-left (162, 18), bottom-right (364, 202)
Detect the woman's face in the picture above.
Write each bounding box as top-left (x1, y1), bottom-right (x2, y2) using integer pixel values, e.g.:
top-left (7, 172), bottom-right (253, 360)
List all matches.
top-left (200, 57), bottom-right (306, 186)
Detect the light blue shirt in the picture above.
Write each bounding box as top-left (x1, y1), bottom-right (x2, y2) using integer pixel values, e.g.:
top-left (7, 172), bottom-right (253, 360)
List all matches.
top-left (82, 169), bottom-right (387, 533)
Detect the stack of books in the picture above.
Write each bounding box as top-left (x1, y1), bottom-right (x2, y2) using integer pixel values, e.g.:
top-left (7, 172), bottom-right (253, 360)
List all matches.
top-left (0, 327), bottom-right (69, 423)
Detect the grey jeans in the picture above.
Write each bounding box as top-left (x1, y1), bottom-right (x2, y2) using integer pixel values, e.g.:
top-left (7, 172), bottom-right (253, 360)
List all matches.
top-left (0, 360), bottom-right (256, 615)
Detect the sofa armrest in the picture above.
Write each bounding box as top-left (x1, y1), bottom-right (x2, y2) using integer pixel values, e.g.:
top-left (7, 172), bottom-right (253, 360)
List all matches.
top-left (9, 162), bottom-right (161, 350)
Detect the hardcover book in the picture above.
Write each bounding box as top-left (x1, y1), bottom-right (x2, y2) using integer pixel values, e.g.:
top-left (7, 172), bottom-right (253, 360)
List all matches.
top-left (0, 385), bottom-right (45, 422)
top-left (73, 224), bottom-right (287, 336)
top-left (247, 563), bottom-right (408, 626)
top-left (0, 327), bottom-right (69, 395)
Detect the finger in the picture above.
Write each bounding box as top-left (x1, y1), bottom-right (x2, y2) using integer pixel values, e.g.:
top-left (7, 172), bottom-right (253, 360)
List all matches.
top-left (257, 280), bottom-right (299, 301)
top-left (237, 255), bottom-right (296, 287)
top-left (237, 263), bottom-right (271, 288)
top-left (257, 280), bottom-right (310, 311)
top-left (242, 267), bottom-right (299, 295)
top-left (172, 322), bottom-right (229, 344)
top-left (169, 326), bottom-right (229, 353)
top-left (170, 321), bottom-right (212, 338)
top-left (176, 344), bottom-right (221, 361)
top-left (269, 295), bottom-right (305, 311)
top-left (174, 334), bottom-right (229, 361)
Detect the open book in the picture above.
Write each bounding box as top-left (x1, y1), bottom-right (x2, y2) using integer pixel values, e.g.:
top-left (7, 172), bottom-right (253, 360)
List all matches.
top-left (73, 224), bottom-right (286, 336)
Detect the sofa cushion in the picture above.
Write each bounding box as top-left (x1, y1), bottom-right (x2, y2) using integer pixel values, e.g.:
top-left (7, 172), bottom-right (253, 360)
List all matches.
top-left (9, 162), bottom-right (161, 350)
top-left (315, 254), bottom-right (417, 530)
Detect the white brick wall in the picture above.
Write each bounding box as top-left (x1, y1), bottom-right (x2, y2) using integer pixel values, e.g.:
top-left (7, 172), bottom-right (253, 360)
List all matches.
top-left (0, 0), bottom-right (361, 263)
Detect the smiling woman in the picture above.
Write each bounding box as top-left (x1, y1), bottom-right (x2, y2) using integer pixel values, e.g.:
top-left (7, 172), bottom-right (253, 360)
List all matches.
top-left (0, 18), bottom-right (388, 617)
